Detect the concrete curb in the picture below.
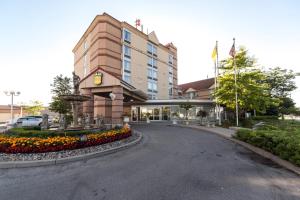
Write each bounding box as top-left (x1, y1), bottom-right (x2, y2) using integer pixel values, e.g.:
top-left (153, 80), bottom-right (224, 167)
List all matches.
top-left (172, 124), bottom-right (300, 176)
top-left (0, 131), bottom-right (142, 169)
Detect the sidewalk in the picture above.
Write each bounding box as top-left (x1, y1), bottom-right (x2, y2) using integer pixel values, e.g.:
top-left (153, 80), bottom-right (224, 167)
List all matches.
top-left (188, 125), bottom-right (236, 138)
top-left (173, 124), bottom-right (236, 139)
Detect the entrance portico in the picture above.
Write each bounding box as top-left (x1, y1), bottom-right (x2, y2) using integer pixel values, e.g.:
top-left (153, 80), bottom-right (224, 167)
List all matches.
top-left (79, 67), bottom-right (147, 126)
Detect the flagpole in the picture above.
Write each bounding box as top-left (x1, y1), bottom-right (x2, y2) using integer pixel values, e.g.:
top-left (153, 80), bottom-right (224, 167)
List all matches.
top-left (233, 38), bottom-right (239, 127)
top-left (214, 41), bottom-right (217, 124)
top-left (216, 41), bottom-right (221, 126)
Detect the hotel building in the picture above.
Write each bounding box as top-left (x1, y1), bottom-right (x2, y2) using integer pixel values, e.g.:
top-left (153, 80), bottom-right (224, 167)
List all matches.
top-left (73, 13), bottom-right (214, 125)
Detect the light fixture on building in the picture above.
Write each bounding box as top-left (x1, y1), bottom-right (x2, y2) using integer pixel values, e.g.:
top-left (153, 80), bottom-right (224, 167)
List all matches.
top-left (109, 92), bottom-right (116, 101)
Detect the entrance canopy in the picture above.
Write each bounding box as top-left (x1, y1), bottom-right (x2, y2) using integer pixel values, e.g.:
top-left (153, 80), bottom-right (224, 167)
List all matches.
top-left (125, 99), bottom-right (215, 106)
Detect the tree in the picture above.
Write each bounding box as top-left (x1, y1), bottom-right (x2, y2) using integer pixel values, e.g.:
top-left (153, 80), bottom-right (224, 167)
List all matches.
top-left (265, 67), bottom-right (296, 98)
top-left (24, 101), bottom-right (44, 115)
top-left (264, 67), bottom-right (297, 119)
top-left (215, 47), bottom-right (274, 115)
top-left (49, 75), bottom-right (72, 114)
top-left (180, 104), bottom-right (194, 120)
top-left (278, 97), bottom-right (297, 119)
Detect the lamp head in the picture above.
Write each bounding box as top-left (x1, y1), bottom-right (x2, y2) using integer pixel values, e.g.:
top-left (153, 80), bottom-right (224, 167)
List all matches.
top-left (109, 92), bottom-right (116, 101)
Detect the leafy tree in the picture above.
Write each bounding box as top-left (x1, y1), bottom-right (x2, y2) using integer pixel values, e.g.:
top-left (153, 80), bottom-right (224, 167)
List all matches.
top-left (278, 97), bottom-right (297, 119)
top-left (265, 67), bottom-right (296, 98)
top-left (180, 104), bottom-right (194, 120)
top-left (24, 101), bottom-right (44, 115)
top-left (264, 67), bottom-right (297, 119)
top-left (49, 75), bottom-right (72, 114)
top-left (215, 47), bottom-right (274, 115)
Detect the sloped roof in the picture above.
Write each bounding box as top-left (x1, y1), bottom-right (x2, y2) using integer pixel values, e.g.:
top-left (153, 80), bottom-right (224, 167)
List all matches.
top-left (178, 78), bottom-right (215, 92)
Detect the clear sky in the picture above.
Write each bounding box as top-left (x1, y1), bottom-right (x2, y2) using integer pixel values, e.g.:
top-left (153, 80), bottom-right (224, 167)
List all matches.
top-left (0, 0), bottom-right (299, 106)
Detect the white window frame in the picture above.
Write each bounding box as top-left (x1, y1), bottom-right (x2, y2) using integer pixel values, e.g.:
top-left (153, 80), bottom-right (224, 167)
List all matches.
top-left (124, 45), bottom-right (131, 57)
top-left (124, 59), bottom-right (131, 72)
top-left (84, 41), bottom-right (88, 50)
top-left (123, 29), bottom-right (131, 43)
top-left (168, 54), bottom-right (173, 64)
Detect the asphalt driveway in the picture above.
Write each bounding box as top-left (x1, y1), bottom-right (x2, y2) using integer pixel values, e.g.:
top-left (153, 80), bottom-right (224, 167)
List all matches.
top-left (0, 123), bottom-right (299, 200)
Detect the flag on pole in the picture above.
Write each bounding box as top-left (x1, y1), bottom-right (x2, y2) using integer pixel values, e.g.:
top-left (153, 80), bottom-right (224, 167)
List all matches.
top-left (229, 42), bottom-right (236, 57)
top-left (211, 44), bottom-right (218, 61)
top-left (135, 19), bottom-right (141, 27)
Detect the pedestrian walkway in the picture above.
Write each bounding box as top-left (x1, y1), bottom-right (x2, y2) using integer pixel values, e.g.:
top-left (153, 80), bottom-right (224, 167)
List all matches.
top-left (174, 124), bottom-right (236, 139)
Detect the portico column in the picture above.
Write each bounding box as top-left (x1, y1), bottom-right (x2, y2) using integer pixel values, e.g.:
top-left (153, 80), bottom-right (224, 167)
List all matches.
top-left (111, 86), bottom-right (123, 127)
top-left (82, 89), bottom-right (94, 122)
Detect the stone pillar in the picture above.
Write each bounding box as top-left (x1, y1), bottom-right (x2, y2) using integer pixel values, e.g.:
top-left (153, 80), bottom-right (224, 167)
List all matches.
top-left (71, 102), bottom-right (79, 127)
top-left (111, 86), bottom-right (123, 127)
top-left (82, 89), bottom-right (94, 123)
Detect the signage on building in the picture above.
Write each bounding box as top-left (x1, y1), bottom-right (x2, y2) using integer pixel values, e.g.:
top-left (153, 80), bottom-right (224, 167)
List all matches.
top-left (94, 71), bottom-right (103, 85)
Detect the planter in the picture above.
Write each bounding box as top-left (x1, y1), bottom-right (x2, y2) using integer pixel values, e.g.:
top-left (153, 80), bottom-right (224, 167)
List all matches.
top-left (172, 119), bottom-right (177, 125)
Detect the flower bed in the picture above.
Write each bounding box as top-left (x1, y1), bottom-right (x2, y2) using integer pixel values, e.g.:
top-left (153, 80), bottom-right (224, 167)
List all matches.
top-left (0, 128), bottom-right (131, 154)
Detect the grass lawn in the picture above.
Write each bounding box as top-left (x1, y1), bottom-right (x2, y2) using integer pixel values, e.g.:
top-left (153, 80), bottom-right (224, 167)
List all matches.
top-left (235, 119), bottom-right (300, 167)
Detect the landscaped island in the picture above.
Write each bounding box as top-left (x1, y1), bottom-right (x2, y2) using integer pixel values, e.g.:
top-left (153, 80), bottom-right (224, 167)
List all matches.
top-left (0, 127), bottom-right (131, 154)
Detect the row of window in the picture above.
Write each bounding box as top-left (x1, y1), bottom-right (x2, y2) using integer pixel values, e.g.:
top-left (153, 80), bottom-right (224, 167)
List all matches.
top-left (122, 29), bottom-right (175, 99)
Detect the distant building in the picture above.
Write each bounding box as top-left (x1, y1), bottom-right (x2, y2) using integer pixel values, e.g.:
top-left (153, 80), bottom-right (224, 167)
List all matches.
top-left (0, 105), bottom-right (25, 122)
top-left (178, 78), bottom-right (215, 100)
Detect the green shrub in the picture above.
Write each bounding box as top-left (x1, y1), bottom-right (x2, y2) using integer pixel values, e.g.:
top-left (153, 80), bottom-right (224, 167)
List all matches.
top-left (235, 129), bottom-right (300, 167)
top-left (6, 128), bottom-right (107, 138)
top-left (240, 119), bottom-right (254, 128)
top-left (252, 116), bottom-right (279, 121)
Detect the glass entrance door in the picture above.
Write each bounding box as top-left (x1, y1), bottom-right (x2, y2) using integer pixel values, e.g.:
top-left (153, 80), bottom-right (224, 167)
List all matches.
top-left (153, 108), bottom-right (161, 120)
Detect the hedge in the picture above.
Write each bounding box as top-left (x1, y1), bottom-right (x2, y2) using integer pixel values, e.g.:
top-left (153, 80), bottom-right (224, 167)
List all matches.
top-left (5, 128), bottom-right (111, 138)
top-left (235, 129), bottom-right (300, 166)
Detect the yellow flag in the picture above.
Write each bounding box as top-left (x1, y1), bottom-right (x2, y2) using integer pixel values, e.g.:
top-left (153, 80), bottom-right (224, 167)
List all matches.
top-left (211, 45), bottom-right (217, 61)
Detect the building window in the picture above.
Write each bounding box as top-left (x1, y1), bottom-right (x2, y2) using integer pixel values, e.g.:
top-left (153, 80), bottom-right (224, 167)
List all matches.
top-left (153, 82), bottom-right (157, 91)
top-left (148, 81), bottom-right (152, 90)
top-left (147, 94), bottom-right (157, 100)
top-left (168, 87), bottom-right (173, 96)
top-left (124, 45), bottom-right (131, 58)
top-left (147, 43), bottom-right (157, 57)
top-left (84, 54), bottom-right (87, 64)
top-left (148, 57), bottom-right (157, 68)
top-left (124, 60), bottom-right (131, 72)
top-left (169, 65), bottom-right (173, 74)
top-left (153, 58), bottom-right (157, 67)
top-left (147, 57), bottom-right (152, 66)
top-left (147, 80), bottom-right (158, 92)
top-left (147, 43), bottom-right (152, 54)
top-left (123, 29), bottom-right (131, 43)
top-left (152, 70), bottom-right (157, 79)
top-left (84, 41), bottom-right (88, 50)
top-left (83, 65), bottom-right (87, 76)
top-left (168, 74), bottom-right (173, 84)
top-left (168, 54), bottom-right (173, 64)
top-left (83, 54), bottom-right (88, 76)
top-left (189, 92), bottom-right (195, 99)
top-left (147, 68), bottom-right (152, 77)
top-left (153, 46), bottom-right (157, 56)
top-left (124, 72), bottom-right (131, 83)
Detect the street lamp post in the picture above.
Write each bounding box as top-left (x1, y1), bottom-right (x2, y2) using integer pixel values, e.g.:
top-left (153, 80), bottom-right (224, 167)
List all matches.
top-left (4, 91), bottom-right (21, 123)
